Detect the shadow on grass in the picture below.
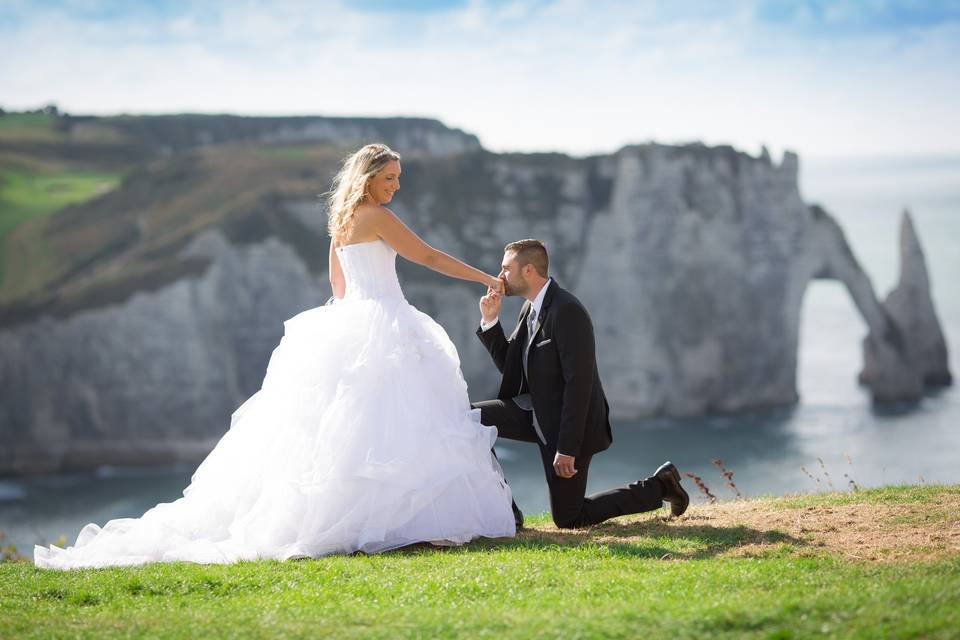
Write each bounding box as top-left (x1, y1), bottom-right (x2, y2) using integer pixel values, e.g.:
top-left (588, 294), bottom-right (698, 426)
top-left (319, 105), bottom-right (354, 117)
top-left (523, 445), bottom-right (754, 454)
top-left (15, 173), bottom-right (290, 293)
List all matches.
top-left (389, 516), bottom-right (808, 560)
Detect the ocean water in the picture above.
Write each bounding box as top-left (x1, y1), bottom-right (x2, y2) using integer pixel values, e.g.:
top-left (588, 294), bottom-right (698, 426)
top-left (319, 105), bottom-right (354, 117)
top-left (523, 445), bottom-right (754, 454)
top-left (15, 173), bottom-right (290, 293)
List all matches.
top-left (2, 154), bottom-right (958, 554)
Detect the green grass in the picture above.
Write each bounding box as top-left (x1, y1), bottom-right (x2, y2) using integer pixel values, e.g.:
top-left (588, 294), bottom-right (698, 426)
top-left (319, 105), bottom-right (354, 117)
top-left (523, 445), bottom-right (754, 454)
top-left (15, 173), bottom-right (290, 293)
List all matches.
top-left (0, 112), bottom-right (63, 143)
top-left (0, 169), bottom-right (120, 235)
top-left (0, 112), bottom-right (56, 131)
top-left (3, 548), bottom-right (958, 639)
top-left (2, 485), bottom-right (958, 639)
top-left (0, 168), bottom-right (121, 286)
top-left (771, 483), bottom-right (960, 509)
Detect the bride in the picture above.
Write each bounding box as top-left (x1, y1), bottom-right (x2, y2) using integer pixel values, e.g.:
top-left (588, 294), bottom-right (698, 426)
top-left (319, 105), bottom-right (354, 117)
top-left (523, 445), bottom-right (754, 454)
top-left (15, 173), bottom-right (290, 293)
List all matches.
top-left (34, 143), bottom-right (516, 569)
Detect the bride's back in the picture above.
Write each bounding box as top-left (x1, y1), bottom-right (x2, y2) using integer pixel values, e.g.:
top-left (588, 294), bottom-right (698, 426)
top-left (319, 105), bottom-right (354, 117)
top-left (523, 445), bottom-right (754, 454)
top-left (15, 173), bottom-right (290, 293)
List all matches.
top-left (336, 204), bottom-right (384, 248)
top-left (335, 238), bottom-right (403, 301)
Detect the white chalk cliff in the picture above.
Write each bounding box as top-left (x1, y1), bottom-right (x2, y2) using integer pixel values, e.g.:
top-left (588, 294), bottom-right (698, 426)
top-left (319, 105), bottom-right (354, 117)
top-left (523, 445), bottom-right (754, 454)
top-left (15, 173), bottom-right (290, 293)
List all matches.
top-left (0, 135), bottom-right (951, 473)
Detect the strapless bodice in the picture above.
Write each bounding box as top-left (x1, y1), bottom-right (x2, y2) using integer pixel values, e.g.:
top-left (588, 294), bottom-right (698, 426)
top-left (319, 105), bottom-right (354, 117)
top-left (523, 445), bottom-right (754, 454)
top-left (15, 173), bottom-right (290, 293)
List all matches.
top-left (335, 239), bottom-right (404, 301)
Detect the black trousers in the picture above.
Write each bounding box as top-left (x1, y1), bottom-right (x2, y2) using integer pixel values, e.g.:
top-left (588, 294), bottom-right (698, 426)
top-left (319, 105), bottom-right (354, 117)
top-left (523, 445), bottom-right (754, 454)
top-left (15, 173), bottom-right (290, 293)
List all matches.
top-left (473, 399), bottom-right (664, 529)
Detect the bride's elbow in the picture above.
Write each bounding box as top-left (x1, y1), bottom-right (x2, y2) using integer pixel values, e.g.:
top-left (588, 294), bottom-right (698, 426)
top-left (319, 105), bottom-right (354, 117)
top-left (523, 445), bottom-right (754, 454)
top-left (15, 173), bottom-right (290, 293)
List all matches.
top-left (420, 248), bottom-right (441, 269)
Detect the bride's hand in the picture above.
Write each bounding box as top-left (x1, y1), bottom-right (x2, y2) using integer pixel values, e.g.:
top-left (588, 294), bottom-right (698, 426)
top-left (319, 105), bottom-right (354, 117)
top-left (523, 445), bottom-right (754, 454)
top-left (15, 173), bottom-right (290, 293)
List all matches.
top-left (486, 275), bottom-right (504, 294)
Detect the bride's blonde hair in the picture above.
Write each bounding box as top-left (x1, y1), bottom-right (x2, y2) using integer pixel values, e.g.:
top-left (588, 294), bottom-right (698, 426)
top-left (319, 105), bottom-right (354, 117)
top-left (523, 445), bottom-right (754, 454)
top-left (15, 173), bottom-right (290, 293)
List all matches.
top-left (326, 143), bottom-right (401, 241)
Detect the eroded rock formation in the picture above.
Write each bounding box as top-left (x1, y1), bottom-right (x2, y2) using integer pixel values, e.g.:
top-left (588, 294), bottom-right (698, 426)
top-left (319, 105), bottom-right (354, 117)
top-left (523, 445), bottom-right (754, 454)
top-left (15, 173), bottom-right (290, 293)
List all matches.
top-left (860, 211), bottom-right (952, 398)
top-left (0, 122), bottom-right (951, 473)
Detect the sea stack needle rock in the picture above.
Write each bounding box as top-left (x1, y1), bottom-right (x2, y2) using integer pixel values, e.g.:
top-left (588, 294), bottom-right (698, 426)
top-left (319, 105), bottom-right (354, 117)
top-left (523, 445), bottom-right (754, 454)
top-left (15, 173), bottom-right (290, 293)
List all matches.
top-left (0, 113), bottom-right (952, 472)
top-left (860, 211), bottom-right (953, 400)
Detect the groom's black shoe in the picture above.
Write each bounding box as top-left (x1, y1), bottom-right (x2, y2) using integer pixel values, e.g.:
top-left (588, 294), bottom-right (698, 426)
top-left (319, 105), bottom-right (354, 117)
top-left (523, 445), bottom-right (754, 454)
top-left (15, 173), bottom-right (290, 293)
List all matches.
top-left (512, 500), bottom-right (525, 531)
top-left (654, 461), bottom-right (689, 517)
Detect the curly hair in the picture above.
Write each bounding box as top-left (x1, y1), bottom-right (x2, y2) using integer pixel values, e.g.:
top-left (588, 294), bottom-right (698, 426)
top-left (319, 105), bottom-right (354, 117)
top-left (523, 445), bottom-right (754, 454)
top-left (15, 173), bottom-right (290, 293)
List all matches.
top-left (325, 143), bottom-right (401, 241)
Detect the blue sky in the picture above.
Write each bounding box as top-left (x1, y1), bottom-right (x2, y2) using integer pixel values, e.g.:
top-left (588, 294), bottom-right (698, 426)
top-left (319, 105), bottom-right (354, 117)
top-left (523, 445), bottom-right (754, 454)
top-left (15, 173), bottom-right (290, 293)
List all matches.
top-left (2, 0), bottom-right (959, 158)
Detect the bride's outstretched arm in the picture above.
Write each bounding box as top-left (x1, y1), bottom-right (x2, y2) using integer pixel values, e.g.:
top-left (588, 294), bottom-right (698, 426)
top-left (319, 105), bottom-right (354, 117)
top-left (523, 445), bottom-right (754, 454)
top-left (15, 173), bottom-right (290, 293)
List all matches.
top-left (328, 240), bottom-right (346, 299)
top-left (373, 207), bottom-right (501, 290)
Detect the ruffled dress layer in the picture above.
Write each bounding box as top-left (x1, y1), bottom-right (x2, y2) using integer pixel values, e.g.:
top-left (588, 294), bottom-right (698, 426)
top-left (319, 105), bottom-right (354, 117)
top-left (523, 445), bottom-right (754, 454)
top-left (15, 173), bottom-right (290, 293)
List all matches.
top-left (34, 239), bottom-right (514, 569)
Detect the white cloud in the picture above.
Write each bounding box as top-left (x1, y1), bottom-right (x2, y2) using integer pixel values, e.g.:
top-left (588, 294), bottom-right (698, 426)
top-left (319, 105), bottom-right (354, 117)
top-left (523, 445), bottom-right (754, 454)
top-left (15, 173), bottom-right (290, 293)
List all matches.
top-left (1, 0), bottom-right (958, 158)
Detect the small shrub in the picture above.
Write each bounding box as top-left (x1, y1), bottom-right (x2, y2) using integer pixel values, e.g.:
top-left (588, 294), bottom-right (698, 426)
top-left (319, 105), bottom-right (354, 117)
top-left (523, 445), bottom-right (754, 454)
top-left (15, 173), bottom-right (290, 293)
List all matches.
top-left (0, 531), bottom-right (25, 563)
top-left (684, 472), bottom-right (717, 503)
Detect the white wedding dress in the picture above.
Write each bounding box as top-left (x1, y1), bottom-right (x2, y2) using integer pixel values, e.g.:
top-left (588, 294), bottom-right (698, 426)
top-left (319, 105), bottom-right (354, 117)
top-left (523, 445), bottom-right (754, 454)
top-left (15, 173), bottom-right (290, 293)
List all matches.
top-left (35, 239), bottom-right (515, 569)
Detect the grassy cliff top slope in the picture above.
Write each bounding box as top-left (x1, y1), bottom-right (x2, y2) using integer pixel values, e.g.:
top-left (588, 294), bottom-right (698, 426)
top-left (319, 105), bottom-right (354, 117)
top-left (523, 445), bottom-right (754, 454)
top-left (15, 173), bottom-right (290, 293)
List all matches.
top-left (2, 109), bottom-right (443, 323)
top-left (2, 484), bottom-right (958, 639)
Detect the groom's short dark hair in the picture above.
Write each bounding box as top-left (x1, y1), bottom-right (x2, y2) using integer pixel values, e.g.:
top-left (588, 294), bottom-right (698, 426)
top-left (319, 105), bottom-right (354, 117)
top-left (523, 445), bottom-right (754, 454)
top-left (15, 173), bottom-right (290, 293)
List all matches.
top-left (505, 239), bottom-right (549, 278)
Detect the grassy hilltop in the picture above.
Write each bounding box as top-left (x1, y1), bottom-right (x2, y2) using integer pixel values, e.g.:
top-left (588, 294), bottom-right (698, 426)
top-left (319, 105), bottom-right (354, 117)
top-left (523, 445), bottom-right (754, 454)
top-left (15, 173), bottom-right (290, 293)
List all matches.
top-left (2, 484), bottom-right (958, 639)
top-left (0, 107), bottom-right (489, 327)
top-left (0, 108), bottom-right (351, 324)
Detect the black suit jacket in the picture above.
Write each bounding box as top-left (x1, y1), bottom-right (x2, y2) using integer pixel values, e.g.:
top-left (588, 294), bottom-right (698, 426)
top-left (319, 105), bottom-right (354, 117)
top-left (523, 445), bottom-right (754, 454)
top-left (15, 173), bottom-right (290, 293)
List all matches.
top-left (476, 279), bottom-right (613, 458)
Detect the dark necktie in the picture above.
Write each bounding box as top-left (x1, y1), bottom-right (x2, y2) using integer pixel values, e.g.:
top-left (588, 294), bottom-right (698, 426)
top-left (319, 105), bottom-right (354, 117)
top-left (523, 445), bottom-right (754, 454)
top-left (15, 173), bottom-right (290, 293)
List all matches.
top-left (523, 308), bottom-right (537, 379)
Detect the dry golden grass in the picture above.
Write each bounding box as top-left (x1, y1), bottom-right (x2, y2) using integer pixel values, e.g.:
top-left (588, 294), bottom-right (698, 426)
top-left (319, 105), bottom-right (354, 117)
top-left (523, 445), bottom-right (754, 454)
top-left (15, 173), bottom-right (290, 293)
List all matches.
top-left (519, 488), bottom-right (960, 563)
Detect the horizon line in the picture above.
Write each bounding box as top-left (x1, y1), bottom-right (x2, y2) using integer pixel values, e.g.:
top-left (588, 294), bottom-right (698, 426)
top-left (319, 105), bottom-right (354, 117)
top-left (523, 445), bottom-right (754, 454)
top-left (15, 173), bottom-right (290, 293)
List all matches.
top-left (5, 103), bottom-right (960, 164)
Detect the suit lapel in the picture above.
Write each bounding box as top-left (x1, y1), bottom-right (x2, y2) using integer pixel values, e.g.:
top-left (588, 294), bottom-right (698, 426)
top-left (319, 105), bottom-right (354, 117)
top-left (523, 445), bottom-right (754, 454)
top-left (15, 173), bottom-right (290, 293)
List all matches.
top-left (502, 282), bottom-right (559, 399)
top-left (523, 280), bottom-right (558, 378)
top-left (528, 311), bottom-right (543, 347)
top-left (510, 300), bottom-right (531, 343)
top-left (529, 279), bottom-right (558, 346)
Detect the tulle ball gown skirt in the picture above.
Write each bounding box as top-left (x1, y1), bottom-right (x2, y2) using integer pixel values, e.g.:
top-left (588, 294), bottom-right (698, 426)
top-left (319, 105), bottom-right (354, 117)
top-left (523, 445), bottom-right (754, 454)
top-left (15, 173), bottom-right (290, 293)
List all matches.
top-left (34, 291), bottom-right (516, 569)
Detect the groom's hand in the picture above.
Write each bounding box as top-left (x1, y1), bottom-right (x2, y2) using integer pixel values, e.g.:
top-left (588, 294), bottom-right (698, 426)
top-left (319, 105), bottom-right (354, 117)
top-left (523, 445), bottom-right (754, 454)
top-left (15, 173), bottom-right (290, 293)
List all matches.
top-left (479, 287), bottom-right (502, 324)
top-left (553, 453), bottom-right (577, 478)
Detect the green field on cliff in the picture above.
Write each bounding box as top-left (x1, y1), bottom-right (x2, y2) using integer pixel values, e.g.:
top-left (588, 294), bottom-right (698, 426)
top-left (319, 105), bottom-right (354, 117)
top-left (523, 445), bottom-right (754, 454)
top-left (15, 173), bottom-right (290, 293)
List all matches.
top-left (0, 169), bottom-right (121, 283)
top-left (0, 110), bottom-right (345, 315)
top-left (2, 484), bottom-right (958, 639)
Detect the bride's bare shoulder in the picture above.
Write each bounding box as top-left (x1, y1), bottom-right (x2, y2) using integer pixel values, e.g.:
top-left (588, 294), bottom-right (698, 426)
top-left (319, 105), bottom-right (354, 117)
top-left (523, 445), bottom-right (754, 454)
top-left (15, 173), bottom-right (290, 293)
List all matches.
top-left (347, 203), bottom-right (390, 241)
top-left (355, 202), bottom-right (394, 219)
top-left (356, 204), bottom-right (404, 228)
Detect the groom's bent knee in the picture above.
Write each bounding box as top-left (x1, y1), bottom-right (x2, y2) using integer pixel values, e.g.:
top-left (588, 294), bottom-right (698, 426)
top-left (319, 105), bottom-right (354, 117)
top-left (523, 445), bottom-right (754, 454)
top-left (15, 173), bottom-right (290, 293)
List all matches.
top-left (471, 399), bottom-right (500, 426)
top-left (551, 511), bottom-right (587, 529)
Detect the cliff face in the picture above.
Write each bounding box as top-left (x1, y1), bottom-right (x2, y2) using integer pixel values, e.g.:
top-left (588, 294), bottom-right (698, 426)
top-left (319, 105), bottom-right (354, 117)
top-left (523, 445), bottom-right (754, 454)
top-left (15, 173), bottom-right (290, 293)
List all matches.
top-left (575, 146), bottom-right (808, 416)
top-left (0, 116), bottom-right (951, 473)
top-left (390, 146), bottom-right (814, 416)
top-left (392, 145), bottom-right (951, 416)
top-left (0, 232), bottom-right (327, 472)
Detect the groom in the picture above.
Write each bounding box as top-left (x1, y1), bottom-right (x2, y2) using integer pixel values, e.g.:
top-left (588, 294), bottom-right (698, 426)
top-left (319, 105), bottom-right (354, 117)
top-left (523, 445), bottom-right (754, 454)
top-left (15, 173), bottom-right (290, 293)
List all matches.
top-left (472, 239), bottom-right (688, 529)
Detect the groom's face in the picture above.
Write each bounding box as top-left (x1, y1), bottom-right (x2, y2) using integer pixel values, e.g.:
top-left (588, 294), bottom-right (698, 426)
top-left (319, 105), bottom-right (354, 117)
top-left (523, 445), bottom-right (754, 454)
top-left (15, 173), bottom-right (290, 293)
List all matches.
top-left (499, 250), bottom-right (529, 297)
